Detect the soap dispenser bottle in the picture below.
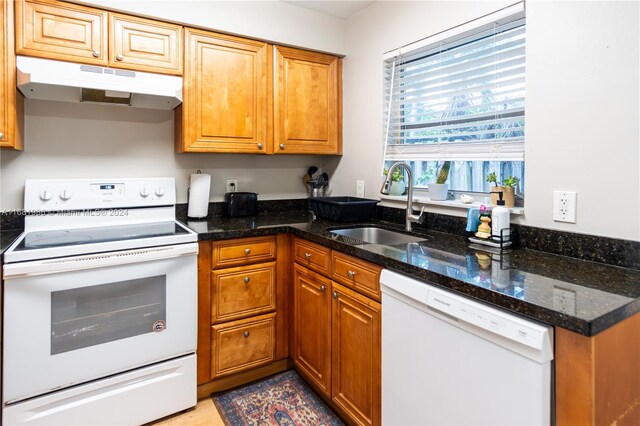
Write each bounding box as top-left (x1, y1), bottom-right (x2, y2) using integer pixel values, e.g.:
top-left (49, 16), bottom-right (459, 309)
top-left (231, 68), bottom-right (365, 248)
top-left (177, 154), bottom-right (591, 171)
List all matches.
top-left (490, 192), bottom-right (510, 241)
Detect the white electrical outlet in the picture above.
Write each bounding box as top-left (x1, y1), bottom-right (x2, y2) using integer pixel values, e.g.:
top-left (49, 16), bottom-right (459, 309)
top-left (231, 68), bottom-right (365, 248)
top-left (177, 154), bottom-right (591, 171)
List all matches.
top-left (226, 179), bottom-right (238, 193)
top-left (553, 191), bottom-right (577, 223)
top-left (356, 180), bottom-right (365, 198)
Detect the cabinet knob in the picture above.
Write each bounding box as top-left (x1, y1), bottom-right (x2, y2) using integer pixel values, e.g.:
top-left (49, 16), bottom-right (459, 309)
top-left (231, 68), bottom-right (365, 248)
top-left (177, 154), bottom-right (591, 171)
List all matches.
top-left (244, 248), bottom-right (251, 255)
top-left (243, 331), bottom-right (250, 338)
top-left (244, 276), bottom-right (251, 284)
top-left (320, 285), bottom-right (326, 292)
top-left (92, 50), bottom-right (100, 58)
top-left (115, 54), bottom-right (124, 61)
top-left (347, 270), bottom-right (357, 279)
top-left (304, 252), bottom-right (312, 260)
top-left (0, 132), bottom-right (4, 140)
top-left (279, 143), bottom-right (285, 149)
top-left (332, 291), bottom-right (338, 299)
top-left (257, 143), bottom-right (263, 150)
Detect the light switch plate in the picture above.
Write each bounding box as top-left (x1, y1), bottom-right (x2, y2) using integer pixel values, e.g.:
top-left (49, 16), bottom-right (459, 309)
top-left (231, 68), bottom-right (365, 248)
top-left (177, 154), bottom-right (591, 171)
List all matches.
top-left (553, 191), bottom-right (577, 223)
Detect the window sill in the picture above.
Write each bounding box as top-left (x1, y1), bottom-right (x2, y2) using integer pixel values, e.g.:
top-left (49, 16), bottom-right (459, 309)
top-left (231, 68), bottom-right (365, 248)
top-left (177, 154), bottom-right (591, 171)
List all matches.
top-left (378, 194), bottom-right (525, 215)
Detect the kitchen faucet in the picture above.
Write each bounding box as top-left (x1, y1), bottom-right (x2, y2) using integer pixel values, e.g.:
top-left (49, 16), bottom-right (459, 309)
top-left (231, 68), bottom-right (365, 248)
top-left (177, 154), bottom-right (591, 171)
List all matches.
top-left (380, 161), bottom-right (425, 231)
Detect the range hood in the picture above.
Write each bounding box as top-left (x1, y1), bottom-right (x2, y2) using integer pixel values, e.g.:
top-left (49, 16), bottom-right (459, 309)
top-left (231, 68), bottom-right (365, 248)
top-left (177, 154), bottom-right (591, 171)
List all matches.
top-left (16, 56), bottom-right (182, 110)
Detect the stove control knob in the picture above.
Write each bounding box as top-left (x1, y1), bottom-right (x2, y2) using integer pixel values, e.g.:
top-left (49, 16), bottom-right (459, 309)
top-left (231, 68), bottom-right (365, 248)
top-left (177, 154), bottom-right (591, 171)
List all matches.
top-left (140, 187), bottom-right (150, 198)
top-left (60, 189), bottom-right (71, 201)
top-left (155, 186), bottom-right (165, 197)
top-left (40, 190), bottom-right (52, 201)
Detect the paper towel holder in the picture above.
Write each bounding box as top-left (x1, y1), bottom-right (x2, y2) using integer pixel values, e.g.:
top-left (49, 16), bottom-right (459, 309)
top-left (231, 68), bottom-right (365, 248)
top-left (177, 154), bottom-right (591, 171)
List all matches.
top-left (187, 170), bottom-right (211, 219)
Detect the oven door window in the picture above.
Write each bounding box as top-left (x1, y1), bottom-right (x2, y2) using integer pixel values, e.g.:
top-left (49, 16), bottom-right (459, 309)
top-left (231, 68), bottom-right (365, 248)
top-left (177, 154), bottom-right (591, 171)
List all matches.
top-left (51, 276), bottom-right (166, 355)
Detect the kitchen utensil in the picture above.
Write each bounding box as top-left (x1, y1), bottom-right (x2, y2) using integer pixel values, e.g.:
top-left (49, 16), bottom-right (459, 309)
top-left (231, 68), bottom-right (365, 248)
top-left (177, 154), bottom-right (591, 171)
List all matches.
top-left (317, 172), bottom-right (329, 188)
top-left (307, 166), bottom-right (318, 178)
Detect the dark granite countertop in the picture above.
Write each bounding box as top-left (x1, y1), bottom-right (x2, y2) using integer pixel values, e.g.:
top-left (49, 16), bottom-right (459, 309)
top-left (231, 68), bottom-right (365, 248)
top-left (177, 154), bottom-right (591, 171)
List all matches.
top-left (1, 230), bottom-right (22, 257)
top-left (180, 211), bottom-right (640, 336)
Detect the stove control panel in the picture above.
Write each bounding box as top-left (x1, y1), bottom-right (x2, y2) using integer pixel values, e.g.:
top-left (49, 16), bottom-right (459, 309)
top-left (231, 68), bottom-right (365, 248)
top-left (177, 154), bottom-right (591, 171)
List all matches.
top-left (25, 178), bottom-right (176, 211)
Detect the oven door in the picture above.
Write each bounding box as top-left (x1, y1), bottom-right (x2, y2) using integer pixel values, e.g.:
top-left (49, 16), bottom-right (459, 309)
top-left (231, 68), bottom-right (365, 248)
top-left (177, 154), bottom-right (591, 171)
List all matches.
top-left (2, 243), bottom-right (198, 405)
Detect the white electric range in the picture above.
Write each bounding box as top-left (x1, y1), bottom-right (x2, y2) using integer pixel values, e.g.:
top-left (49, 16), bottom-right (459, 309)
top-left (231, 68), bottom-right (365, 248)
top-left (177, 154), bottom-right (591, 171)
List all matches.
top-left (2, 177), bottom-right (198, 426)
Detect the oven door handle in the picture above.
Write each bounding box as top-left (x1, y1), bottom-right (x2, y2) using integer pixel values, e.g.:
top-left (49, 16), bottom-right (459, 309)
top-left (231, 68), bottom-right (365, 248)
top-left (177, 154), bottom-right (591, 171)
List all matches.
top-left (2, 243), bottom-right (199, 279)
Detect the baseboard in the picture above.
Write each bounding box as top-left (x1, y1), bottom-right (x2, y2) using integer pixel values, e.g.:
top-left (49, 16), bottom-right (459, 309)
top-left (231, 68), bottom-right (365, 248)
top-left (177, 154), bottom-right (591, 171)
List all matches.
top-left (197, 358), bottom-right (292, 399)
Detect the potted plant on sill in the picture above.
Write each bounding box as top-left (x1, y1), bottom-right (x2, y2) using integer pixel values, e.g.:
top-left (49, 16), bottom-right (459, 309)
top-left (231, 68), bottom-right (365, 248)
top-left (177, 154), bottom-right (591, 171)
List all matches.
top-left (429, 161), bottom-right (450, 201)
top-left (383, 167), bottom-right (406, 195)
top-left (487, 172), bottom-right (518, 208)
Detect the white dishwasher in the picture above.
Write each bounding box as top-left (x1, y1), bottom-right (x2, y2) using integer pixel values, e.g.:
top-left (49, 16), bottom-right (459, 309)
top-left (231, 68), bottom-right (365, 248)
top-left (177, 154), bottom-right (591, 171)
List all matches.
top-left (380, 269), bottom-right (554, 426)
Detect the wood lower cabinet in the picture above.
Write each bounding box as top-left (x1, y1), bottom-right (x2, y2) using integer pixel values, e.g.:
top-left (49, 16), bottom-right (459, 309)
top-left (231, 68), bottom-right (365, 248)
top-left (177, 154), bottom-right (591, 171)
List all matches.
top-left (292, 237), bottom-right (381, 426)
top-left (331, 282), bottom-right (381, 426)
top-left (211, 312), bottom-right (276, 378)
top-left (274, 46), bottom-right (342, 155)
top-left (293, 263), bottom-right (332, 396)
top-left (176, 28), bottom-right (271, 154)
top-left (197, 235), bottom-right (290, 398)
top-left (1, 0), bottom-right (24, 150)
top-left (16, 0), bottom-right (183, 74)
top-left (555, 314), bottom-right (640, 425)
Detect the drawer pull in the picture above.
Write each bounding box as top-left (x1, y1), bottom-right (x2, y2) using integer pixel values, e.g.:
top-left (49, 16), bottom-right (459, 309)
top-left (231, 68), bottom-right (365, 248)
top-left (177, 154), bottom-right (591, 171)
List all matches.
top-left (304, 252), bottom-right (312, 260)
top-left (243, 331), bottom-right (250, 338)
top-left (332, 291), bottom-right (338, 299)
top-left (320, 284), bottom-right (326, 292)
top-left (244, 248), bottom-right (251, 255)
top-left (347, 270), bottom-right (357, 279)
top-left (244, 276), bottom-right (251, 284)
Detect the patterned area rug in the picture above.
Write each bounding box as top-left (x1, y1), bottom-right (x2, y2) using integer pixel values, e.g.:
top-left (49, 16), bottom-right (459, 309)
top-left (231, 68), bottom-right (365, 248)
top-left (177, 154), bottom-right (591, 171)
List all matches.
top-left (212, 370), bottom-right (344, 426)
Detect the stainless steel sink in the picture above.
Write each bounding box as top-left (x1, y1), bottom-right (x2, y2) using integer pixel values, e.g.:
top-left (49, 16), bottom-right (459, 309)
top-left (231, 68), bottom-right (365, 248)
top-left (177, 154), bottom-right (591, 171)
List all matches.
top-left (330, 227), bottom-right (427, 246)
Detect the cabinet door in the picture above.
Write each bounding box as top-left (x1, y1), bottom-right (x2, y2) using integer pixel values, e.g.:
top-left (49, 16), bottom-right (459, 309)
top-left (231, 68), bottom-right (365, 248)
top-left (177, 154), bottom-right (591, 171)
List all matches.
top-left (331, 282), bottom-right (381, 426)
top-left (1, 0), bottom-right (23, 150)
top-left (274, 46), bottom-right (342, 155)
top-left (109, 13), bottom-right (182, 75)
top-left (177, 28), bottom-right (271, 153)
top-left (16, 0), bottom-right (107, 65)
top-left (293, 264), bottom-right (332, 397)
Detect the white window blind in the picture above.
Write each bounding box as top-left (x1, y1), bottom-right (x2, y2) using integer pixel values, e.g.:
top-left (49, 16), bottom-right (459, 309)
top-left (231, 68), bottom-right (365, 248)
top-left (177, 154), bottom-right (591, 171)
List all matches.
top-left (383, 3), bottom-right (526, 168)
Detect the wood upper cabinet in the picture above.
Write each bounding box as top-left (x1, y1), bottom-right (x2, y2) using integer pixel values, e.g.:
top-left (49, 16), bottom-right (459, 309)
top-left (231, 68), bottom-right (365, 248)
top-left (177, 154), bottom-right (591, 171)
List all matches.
top-left (274, 46), bottom-right (342, 155)
top-left (109, 13), bottom-right (182, 74)
top-left (16, 0), bottom-right (182, 74)
top-left (1, 0), bottom-right (24, 150)
top-left (176, 28), bottom-right (271, 154)
top-left (293, 264), bottom-right (332, 397)
top-left (331, 282), bottom-right (381, 426)
top-left (16, 0), bottom-right (108, 65)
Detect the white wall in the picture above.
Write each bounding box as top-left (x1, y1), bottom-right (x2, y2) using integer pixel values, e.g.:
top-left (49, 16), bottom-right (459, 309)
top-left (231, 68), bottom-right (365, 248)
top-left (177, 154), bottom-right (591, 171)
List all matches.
top-left (75, 0), bottom-right (347, 55)
top-left (0, 100), bottom-right (322, 209)
top-left (336, 0), bottom-right (640, 241)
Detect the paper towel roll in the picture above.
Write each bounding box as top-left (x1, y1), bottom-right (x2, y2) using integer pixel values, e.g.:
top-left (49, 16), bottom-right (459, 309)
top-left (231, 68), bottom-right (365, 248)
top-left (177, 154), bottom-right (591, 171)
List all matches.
top-left (187, 173), bottom-right (211, 218)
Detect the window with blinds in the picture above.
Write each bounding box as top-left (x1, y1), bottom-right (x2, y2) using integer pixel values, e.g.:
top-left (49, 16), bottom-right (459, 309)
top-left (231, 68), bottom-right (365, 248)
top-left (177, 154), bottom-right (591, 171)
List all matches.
top-left (383, 4), bottom-right (525, 195)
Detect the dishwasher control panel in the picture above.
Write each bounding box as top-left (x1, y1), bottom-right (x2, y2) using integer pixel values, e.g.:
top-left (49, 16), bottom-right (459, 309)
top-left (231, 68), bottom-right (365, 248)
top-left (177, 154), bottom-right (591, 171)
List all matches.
top-left (426, 290), bottom-right (544, 350)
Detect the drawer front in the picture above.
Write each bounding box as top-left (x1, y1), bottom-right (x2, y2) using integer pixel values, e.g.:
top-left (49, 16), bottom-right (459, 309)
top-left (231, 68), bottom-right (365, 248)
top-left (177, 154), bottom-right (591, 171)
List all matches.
top-left (17, 0), bottom-right (108, 65)
top-left (293, 237), bottom-right (331, 276)
top-left (332, 252), bottom-right (382, 301)
top-left (109, 13), bottom-right (183, 75)
top-left (213, 236), bottom-right (276, 268)
top-left (211, 262), bottom-right (276, 323)
top-left (211, 313), bottom-right (275, 379)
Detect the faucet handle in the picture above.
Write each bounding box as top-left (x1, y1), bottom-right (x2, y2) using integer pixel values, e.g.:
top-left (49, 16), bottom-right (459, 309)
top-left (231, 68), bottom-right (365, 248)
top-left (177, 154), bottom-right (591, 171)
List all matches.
top-left (416, 206), bottom-right (427, 224)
